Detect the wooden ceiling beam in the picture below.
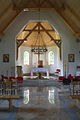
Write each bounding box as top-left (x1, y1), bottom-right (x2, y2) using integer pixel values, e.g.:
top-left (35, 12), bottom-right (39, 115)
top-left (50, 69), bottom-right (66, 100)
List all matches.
top-left (56, 11), bottom-right (78, 34)
top-left (45, 0), bottom-right (78, 34)
top-left (12, 0), bottom-right (32, 10)
top-left (0, 4), bottom-right (11, 18)
top-left (39, 0), bottom-right (47, 7)
top-left (17, 38), bottom-right (61, 41)
top-left (75, 32), bottom-right (80, 38)
top-left (13, 7), bottom-right (55, 10)
top-left (11, 0), bottom-right (63, 10)
top-left (18, 23), bottom-right (39, 47)
top-left (66, 4), bottom-right (80, 21)
top-left (39, 22), bottom-right (61, 47)
top-left (33, 0), bottom-right (40, 7)
top-left (0, 10), bottom-right (21, 35)
top-left (23, 29), bottom-right (55, 32)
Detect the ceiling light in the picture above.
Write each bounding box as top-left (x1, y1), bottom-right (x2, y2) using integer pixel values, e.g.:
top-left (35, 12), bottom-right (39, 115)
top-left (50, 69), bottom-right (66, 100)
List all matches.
top-left (24, 40), bottom-right (27, 43)
top-left (23, 8), bottom-right (29, 11)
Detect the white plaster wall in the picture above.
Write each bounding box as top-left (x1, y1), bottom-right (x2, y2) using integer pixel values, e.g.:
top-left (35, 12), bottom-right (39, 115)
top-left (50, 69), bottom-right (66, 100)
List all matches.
top-left (0, 10), bottom-right (78, 77)
top-left (17, 46), bottom-right (32, 73)
top-left (17, 46), bottom-right (60, 74)
top-left (46, 46), bottom-right (60, 73)
top-left (0, 30), bottom-right (15, 77)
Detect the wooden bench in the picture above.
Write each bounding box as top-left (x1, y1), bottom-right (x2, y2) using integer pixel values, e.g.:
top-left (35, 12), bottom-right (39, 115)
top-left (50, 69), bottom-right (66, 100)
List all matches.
top-left (70, 81), bottom-right (80, 99)
top-left (0, 95), bottom-right (20, 111)
top-left (72, 81), bottom-right (80, 85)
top-left (71, 95), bottom-right (80, 99)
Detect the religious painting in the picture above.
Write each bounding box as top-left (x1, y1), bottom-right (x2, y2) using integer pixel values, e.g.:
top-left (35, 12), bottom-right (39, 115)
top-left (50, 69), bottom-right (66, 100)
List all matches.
top-left (68, 54), bottom-right (75, 62)
top-left (3, 54), bottom-right (9, 62)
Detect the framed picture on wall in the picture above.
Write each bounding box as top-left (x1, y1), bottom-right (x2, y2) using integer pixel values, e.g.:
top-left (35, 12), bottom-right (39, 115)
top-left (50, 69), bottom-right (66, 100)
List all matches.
top-left (68, 54), bottom-right (75, 62)
top-left (3, 54), bottom-right (9, 62)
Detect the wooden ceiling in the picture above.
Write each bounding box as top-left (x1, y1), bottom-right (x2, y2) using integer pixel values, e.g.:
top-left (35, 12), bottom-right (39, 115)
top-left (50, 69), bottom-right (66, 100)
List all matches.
top-left (17, 22), bottom-right (61, 47)
top-left (0, 0), bottom-right (80, 38)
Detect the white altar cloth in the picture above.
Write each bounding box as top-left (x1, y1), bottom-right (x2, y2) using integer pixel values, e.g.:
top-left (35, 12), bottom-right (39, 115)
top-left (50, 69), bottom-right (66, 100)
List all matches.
top-left (31, 68), bottom-right (49, 78)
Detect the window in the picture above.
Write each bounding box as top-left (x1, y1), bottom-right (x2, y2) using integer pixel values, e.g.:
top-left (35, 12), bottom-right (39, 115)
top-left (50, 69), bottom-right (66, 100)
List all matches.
top-left (24, 51), bottom-right (29, 65)
top-left (48, 51), bottom-right (54, 65)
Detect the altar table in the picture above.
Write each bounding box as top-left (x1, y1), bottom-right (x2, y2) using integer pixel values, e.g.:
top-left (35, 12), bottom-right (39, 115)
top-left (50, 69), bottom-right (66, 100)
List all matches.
top-left (31, 68), bottom-right (49, 78)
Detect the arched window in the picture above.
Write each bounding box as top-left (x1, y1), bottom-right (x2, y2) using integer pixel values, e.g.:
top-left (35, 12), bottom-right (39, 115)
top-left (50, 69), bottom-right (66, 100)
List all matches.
top-left (48, 51), bottom-right (54, 65)
top-left (24, 51), bottom-right (29, 65)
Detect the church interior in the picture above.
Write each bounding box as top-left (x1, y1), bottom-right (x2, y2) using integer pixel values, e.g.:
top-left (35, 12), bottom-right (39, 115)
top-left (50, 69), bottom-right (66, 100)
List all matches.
top-left (0, 0), bottom-right (80, 120)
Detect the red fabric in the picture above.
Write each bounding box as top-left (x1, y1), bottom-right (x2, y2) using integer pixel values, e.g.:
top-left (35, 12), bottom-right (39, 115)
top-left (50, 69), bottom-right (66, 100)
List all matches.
top-left (54, 69), bottom-right (61, 74)
top-left (9, 77), bottom-right (15, 80)
top-left (16, 77), bottom-right (23, 83)
top-left (58, 76), bottom-right (65, 83)
top-left (2, 76), bottom-right (8, 80)
top-left (75, 76), bottom-right (80, 79)
top-left (56, 69), bottom-right (61, 72)
top-left (68, 74), bottom-right (74, 80)
top-left (59, 76), bottom-right (65, 80)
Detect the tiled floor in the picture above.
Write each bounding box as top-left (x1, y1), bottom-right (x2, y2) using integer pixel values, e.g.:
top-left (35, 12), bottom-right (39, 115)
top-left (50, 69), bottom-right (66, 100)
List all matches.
top-left (0, 82), bottom-right (80, 120)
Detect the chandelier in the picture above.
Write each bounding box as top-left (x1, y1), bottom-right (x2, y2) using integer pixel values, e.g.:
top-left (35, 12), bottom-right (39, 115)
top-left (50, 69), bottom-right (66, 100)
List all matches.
top-left (31, 47), bottom-right (48, 54)
top-left (31, 28), bottom-right (48, 54)
top-left (31, 1), bottom-right (48, 54)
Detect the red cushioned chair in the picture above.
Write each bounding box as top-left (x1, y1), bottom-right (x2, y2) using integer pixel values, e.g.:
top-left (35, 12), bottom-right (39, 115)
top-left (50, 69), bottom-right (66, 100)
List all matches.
top-left (16, 77), bottom-right (23, 83)
top-left (9, 76), bottom-right (16, 85)
top-left (74, 76), bottom-right (80, 81)
top-left (9, 77), bottom-right (15, 80)
top-left (75, 76), bottom-right (80, 79)
top-left (2, 76), bottom-right (8, 82)
top-left (67, 74), bottom-right (75, 80)
top-left (58, 76), bottom-right (65, 83)
top-left (54, 69), bottom-right (61, 76)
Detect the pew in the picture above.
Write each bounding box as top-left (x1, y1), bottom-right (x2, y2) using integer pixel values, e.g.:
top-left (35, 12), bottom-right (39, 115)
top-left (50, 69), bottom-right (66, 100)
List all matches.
top-left (0, 95), bottom-right (20, 111)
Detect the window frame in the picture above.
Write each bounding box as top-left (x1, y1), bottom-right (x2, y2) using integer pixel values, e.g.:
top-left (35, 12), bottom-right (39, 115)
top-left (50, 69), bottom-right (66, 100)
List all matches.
top-left (23, 51), bottom-right (29, 65)
top-left (48, 51), bottom-right (54, 65)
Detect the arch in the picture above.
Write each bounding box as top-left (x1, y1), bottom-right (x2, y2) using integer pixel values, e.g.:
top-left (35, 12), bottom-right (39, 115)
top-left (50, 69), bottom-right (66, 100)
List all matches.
top-left (1, 11), bottom-right (77, 76)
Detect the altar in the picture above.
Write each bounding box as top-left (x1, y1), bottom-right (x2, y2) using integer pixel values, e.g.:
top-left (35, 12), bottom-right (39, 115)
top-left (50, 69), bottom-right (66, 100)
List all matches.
top-left (31, 68), bottom-right (49, 78)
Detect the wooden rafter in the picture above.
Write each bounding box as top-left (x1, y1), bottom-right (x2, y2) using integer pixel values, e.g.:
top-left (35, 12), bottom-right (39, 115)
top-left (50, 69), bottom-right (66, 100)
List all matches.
top-left (12, 0), bottom-right (79, 36)
top-left (12, 0), bottom-right (32, 10)
top-left (0, 4), bottom-right (11, 18)
top-left (45, 0), bottom-right (78, 35)
top-left (17, 23), bottom-right (39, 47)
top-left (0, 10), bottom-right (21, 35)
top-left (66, 4), bottom-right (80, 21)
top-left (23, 29), bottom-right (55, 32)
top-left (28, 8), bottom-right (55, 11)
top-left (39, 0), bottom-right (47, 7)
top-left (39, 22), bottom-right (61, 48)
top-left (11, 0), bottom-right (64, 9)
top-left (75, 32), bottom-right (80, 38)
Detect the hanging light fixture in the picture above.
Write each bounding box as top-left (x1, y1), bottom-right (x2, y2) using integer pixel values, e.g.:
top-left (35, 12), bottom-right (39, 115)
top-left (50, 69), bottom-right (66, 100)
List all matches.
top-left (31, 2), bottom-right (48, 54)
top-left (31, 47), bottom-right (48, 54)
top-left (31, 28), bottom-right (48, 54)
